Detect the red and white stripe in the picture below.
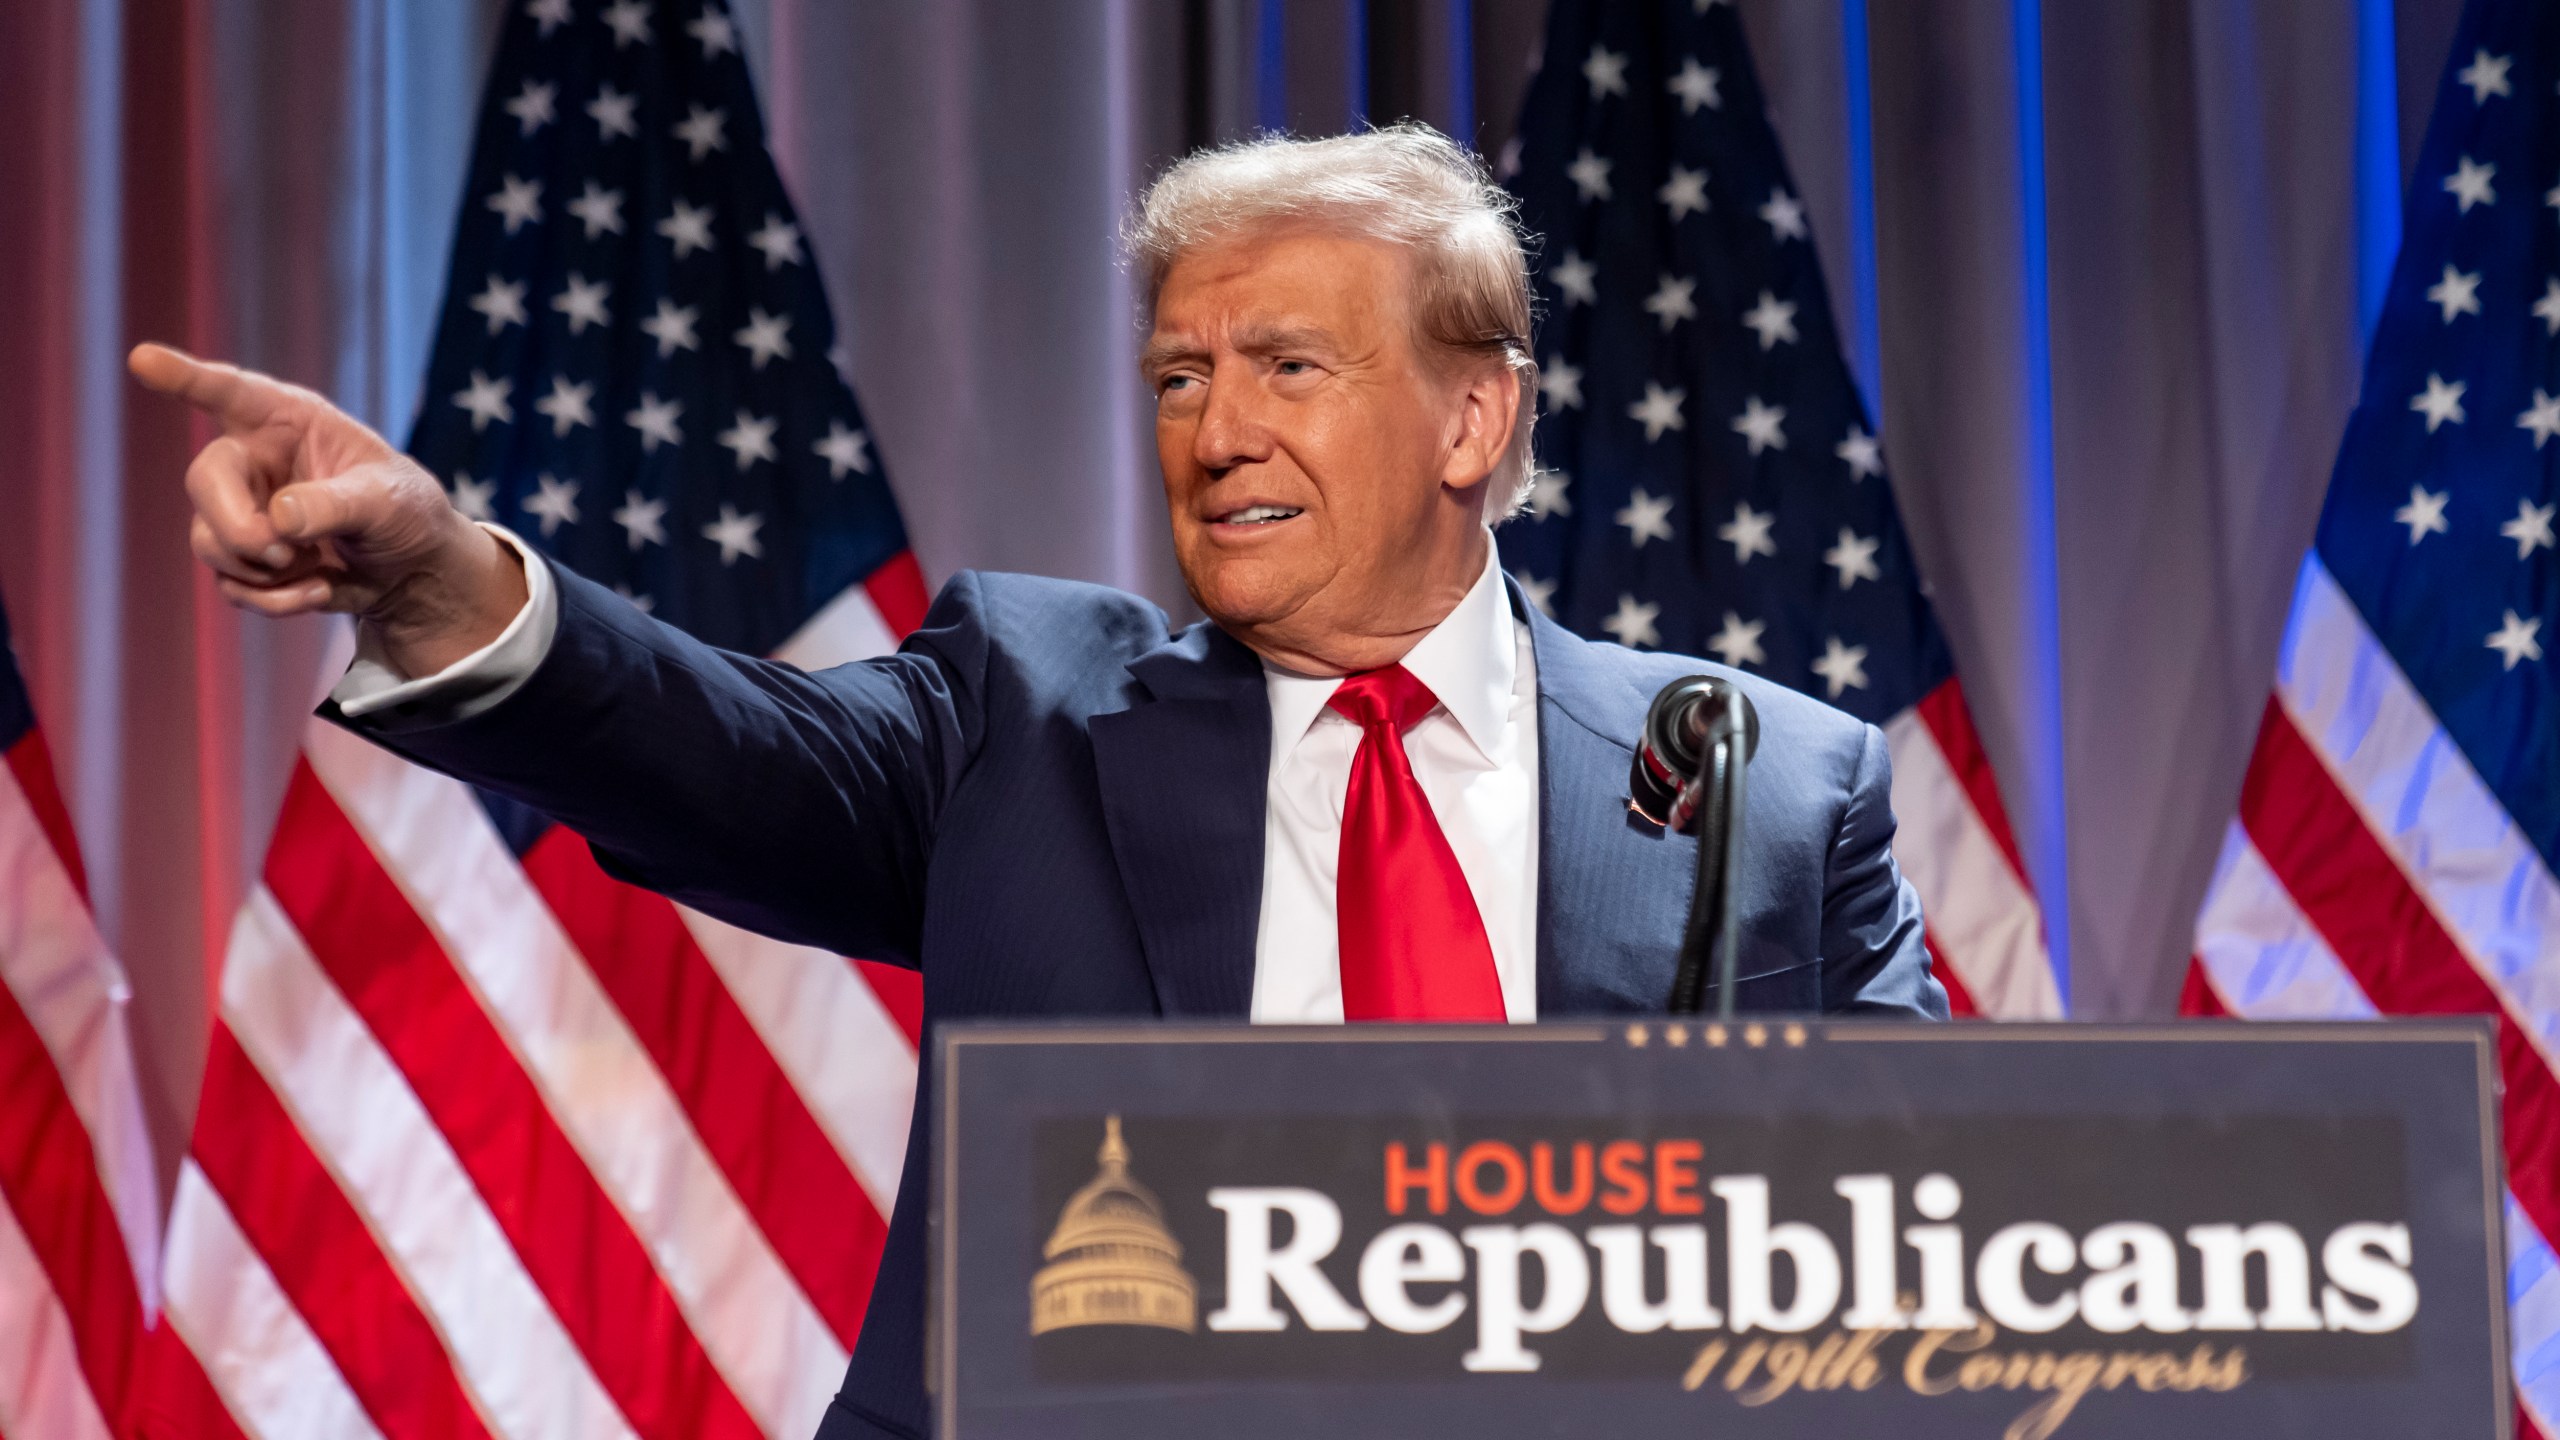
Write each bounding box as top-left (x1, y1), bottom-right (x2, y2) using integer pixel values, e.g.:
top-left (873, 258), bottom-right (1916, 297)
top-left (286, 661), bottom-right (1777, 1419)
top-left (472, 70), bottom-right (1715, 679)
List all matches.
top-left (148, 557), bottom-right (928, 1440)
top-left (1884, 677), bottom-right (2061, 1018)
top-left (0, 716), bottom-right (161, 1440)
top-left (2186, 555), bottom-right (2560, 1436)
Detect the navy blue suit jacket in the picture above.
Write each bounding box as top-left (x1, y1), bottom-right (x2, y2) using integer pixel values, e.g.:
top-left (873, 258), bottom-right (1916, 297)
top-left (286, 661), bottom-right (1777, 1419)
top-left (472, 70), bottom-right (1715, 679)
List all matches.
top-left (345, 559), bottom-right (1943, 1440)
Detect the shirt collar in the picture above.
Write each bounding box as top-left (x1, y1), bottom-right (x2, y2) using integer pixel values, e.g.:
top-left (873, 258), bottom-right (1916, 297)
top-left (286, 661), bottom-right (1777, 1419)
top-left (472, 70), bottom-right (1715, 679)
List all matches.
top-left (1262, 543), bottom-right (1519, 764)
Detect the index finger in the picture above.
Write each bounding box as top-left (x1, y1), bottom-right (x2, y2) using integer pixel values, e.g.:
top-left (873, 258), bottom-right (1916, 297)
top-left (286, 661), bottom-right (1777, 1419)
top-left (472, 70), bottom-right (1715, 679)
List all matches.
top-left (127, 344), bottom-right (298, 432)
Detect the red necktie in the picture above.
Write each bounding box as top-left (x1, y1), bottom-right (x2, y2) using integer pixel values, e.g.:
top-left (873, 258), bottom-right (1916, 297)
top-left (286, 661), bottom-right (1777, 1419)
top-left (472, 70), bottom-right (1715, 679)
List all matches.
top-left (1327, 666), bottom-right (1506, 1021)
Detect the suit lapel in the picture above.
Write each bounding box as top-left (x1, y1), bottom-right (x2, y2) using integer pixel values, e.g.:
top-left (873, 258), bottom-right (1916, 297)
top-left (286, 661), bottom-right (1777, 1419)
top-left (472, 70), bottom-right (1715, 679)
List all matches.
top-left (1522, 591), bottom-right (1695, 1015)
top-left (1088, 622), bottom-right (1270, 1017)
top-left (1090, 588), bottom-right (1695, 1020)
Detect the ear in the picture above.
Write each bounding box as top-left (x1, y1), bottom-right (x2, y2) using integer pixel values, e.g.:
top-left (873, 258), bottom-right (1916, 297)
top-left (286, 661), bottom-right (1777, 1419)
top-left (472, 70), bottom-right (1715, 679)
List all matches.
top-left (1440, 360), bottom-right (1523, 496)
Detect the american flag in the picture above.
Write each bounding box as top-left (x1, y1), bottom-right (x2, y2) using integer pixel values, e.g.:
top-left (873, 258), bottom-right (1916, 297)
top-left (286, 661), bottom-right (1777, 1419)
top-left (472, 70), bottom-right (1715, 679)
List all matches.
top-left (0, 592), bottom-right (159, 1440)
top-left (2180, 0), bottom-right (2560, 1428)
top-left (142, 3), bottom-right (926, 1437)
top-left (1499, 0), bottom-right (2057, 1017)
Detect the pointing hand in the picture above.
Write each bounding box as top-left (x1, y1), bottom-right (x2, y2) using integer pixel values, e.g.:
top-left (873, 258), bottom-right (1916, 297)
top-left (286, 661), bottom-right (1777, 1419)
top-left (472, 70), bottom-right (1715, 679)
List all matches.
top-left (130, 344), bottom-right (528, 676)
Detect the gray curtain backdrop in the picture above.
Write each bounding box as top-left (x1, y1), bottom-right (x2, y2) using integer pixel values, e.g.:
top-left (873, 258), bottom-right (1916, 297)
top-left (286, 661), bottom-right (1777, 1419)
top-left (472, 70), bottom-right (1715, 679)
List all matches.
top-left (1758, 0), bottom-right (2455, 1015)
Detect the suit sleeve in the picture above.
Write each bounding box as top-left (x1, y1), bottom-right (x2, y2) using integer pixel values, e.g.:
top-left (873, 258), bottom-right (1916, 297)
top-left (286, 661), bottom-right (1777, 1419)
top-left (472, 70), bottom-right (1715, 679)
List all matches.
top-left (328, 558), bottom-right (993, 966)
top-left (1818, 722), bottom-right (1950, 1018)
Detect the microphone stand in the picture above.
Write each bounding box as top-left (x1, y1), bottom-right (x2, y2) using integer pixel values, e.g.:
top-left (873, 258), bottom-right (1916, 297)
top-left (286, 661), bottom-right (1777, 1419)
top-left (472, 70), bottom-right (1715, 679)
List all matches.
top-left (1665, 689), bottom-right (1750, 1019)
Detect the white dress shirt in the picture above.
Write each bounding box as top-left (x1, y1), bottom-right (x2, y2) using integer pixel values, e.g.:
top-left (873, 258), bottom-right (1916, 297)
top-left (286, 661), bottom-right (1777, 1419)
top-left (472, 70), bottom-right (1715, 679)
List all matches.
top-left (332, 529), bottom-right (1541, 1023)
top-left (1252, 550), bottom-right (1540, 1023)
top-left (335, 524), bottom-right (560, 725)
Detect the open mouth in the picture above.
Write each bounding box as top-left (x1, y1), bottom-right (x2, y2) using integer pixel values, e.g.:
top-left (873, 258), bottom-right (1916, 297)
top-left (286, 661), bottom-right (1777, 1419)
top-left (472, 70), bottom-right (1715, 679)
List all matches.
top-left (1211, 504), bottom-right (1305, 527)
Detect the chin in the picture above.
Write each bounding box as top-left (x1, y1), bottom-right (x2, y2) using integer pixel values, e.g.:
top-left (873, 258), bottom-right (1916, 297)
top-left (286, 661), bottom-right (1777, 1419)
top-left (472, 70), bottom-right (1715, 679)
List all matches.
top-left (1182, 556), bottom-right (1318, 632)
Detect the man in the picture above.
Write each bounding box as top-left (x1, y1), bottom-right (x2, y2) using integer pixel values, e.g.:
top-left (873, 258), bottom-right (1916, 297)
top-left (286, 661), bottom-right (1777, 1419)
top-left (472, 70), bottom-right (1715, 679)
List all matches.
top-left (138, 125), bottom-right (1941, 1439)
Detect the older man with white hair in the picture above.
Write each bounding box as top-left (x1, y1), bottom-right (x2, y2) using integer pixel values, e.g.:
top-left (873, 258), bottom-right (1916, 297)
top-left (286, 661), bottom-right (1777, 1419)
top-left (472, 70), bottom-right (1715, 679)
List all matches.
top-left (136, 123), bottom-right (1940, 1438)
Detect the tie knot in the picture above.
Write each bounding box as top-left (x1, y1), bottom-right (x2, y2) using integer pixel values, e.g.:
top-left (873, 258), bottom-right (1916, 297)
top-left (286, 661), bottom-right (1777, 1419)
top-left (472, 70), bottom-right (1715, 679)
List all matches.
top-left (1327, 664), bottom-right (1439, 734)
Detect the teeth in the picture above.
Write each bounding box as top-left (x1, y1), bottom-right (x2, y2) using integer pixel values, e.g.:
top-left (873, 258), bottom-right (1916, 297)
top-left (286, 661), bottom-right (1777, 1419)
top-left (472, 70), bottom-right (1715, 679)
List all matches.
top-left (1222, 505), bottom-right (1303, 524)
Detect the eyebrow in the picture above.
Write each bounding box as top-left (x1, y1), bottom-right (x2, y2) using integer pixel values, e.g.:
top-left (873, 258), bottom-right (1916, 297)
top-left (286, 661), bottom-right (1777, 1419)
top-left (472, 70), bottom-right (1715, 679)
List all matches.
top-left (1137, 336), bottom-right (1203, 379)
top-left (1138, 322), bottom-right (1343, 380)
top-left (1231, 322), bottom-right (1338, 357)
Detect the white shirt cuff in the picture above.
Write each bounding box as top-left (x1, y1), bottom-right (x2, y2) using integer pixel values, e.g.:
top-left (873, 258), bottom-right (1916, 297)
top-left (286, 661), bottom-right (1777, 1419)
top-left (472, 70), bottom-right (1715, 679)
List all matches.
top-left (331, 523), bottom-right (559, 724)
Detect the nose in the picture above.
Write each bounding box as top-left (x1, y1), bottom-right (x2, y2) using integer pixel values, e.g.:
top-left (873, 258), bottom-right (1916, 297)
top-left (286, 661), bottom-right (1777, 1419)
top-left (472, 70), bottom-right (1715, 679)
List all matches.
top-left (1191, 362), bottom-right (1273, 476)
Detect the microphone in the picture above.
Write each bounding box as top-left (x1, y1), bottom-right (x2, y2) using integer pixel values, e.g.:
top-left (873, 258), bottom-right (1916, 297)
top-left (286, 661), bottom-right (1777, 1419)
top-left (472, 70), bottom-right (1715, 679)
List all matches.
top-left (1629, 677), bottom-right (1759, 1019)
top-left (1628, 676), bottom-right (1759, 833)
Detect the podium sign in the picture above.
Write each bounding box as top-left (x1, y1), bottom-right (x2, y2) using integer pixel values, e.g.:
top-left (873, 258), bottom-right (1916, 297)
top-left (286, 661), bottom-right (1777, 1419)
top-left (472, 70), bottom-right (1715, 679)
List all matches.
top-left (932, 1021), bottom-right (2507, 1439)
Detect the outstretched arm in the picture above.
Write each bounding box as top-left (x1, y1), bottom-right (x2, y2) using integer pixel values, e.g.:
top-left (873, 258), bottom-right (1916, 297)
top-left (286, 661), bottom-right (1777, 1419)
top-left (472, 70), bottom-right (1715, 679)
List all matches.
top-left (136, 344), bottom-right (982, 963)
top-left (342, 560), bottom-right (995, 966)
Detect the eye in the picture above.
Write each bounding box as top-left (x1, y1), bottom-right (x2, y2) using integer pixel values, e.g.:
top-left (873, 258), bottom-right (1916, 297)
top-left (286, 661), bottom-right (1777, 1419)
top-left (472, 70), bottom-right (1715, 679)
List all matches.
top-left (1274, 360), bottom-right (1311, 376)
top-left (1159, 373), bottom-right (1199, 395)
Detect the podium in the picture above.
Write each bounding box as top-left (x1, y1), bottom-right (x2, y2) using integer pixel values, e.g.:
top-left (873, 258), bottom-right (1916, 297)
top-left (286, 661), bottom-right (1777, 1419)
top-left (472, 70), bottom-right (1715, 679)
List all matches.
top-left (930, 1020), bottom-right (2507, 1439)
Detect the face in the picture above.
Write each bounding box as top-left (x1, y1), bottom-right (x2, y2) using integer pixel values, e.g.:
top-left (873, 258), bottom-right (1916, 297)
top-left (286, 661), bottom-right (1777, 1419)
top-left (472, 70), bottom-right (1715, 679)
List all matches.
top-left (1142, 227), bottom-right (1518, 675)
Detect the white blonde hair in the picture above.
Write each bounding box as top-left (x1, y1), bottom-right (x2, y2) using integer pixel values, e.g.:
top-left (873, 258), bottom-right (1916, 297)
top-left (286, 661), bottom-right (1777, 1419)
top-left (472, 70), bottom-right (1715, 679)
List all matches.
top-left (1125, 123), bottom-right (1540, 519)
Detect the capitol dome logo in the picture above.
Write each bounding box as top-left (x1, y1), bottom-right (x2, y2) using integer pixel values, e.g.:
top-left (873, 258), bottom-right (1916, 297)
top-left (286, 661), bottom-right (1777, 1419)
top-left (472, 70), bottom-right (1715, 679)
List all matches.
top-left (1031, 1116), bottom-right (1198, 1335)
